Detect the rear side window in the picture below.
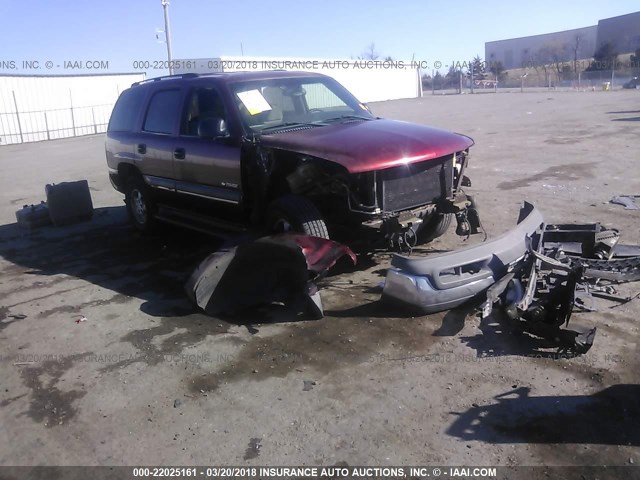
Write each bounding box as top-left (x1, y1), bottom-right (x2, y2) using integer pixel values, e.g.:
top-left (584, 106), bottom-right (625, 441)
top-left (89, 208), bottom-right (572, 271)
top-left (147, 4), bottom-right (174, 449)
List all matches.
top-left (108, 88), bottom-right (146, 132)
top-left (143, 89), bottom-right (182, 134)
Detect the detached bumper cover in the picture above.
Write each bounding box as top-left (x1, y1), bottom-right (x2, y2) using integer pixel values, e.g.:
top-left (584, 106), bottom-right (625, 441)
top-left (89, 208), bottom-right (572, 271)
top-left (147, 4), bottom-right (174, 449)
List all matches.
top-left (382, 202), bottom-right (544, 313)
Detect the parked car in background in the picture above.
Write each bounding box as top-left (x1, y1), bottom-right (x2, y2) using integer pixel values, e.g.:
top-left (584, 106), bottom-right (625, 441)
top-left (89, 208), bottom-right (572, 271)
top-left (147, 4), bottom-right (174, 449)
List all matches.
top-left (105, 71), bottom-right (480, 249)
top-left (623, 77), bottom-right (639, 89)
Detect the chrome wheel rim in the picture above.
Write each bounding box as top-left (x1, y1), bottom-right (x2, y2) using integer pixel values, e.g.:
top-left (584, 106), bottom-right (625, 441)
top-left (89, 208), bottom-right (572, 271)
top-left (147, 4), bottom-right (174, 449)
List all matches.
top-left (131, 189), bottom-right (147, 225)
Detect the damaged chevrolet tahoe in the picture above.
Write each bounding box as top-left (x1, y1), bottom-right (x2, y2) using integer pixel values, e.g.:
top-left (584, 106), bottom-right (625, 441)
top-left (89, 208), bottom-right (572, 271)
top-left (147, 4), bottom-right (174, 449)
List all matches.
top-left (106, 70), bottom-right (480, 248)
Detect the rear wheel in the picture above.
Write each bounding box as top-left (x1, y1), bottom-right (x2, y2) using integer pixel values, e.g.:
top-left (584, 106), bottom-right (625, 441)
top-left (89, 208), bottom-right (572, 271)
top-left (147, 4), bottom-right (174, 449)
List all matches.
top-left (125, 176), bottom-right (157, 232)
top-left (266, 194), bottom-right (329, 239)
top-left (416, 212), bottom-right (453, 244)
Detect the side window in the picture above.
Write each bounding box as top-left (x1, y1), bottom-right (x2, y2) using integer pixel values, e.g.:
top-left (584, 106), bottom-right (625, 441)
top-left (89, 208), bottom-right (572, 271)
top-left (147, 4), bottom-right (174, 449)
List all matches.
top-left (108, 88), bottom-right (146, 132)
top-left (181, 87), bottom-right (227, 136)
top-left (143, 89), bottom-right (182, 134)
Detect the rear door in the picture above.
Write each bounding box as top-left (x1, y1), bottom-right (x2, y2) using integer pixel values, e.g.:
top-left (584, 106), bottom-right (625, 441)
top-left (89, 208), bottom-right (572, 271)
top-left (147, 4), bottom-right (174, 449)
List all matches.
top-left (173, 85), bottom-right (242, 205)
top-left (105, 87), bottom-right (147, 179)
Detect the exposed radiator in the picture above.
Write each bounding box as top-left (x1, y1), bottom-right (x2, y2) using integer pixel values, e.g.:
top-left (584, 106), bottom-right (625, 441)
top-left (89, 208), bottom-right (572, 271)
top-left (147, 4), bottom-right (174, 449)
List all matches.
top-left (381, 156), bottom-right (453, 212)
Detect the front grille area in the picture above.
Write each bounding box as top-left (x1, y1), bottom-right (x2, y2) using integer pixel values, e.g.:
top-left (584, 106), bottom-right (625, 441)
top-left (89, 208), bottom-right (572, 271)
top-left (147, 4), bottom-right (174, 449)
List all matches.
top-left (381, 156), bottom-right (453, 212)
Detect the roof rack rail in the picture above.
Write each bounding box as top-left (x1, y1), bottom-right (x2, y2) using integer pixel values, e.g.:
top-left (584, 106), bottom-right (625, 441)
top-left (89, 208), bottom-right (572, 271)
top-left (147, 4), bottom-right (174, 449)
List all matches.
top-left (132, 72), bottom-right (199, 87)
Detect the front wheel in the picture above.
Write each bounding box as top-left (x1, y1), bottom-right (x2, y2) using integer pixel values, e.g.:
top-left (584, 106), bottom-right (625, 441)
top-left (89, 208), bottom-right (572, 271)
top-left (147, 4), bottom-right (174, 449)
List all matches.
top-left (266, 194), bottom-right (329, 239)
top-left (125, 176), bottom-right (157, 232)
top-left (416, 212), bottom-right (453, 244)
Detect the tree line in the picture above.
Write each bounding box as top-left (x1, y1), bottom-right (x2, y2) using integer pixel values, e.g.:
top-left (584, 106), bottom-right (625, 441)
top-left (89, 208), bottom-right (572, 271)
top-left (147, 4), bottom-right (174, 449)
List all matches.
top-left (355, 41), bottom-right (640, 90)
top-left (520, 33), bottom-right (639, 80)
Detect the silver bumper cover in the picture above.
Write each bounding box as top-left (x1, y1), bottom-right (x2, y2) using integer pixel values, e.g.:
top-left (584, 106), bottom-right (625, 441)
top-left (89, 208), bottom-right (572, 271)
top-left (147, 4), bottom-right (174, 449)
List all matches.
top-left (382, 202), bottom-right (544, 313)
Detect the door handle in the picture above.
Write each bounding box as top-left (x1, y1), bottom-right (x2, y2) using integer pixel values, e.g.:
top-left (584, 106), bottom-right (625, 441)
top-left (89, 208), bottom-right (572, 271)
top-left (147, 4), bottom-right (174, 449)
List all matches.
top-left (174, 148), bottom-right (186, 160)
top-left (137, 143), bottom-right (146, 154)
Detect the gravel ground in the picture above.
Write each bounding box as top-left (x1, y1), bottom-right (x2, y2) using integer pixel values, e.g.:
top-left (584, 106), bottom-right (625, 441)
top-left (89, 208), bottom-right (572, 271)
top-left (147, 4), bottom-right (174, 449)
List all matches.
top-left (0, 89), bottom-right (638, 476)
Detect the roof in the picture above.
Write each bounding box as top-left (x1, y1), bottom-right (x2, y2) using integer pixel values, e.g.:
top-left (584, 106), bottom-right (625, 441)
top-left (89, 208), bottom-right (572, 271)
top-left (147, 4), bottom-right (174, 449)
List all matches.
top-left (132, 70), bottom-right (327, 87)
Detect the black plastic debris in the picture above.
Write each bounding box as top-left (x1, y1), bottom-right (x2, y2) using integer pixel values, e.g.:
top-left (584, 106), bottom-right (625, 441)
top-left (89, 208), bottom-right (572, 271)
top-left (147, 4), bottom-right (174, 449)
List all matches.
top-left (543, 223), bottom-right (640, 282)
top-left (185, 234), bottom-right (356, 319)
top-left (483, 247), bottom-right (597, 354)
top-left (46, 180), bottom-right (94, 226)
top-left (482, 217), bottom-right (640, 353)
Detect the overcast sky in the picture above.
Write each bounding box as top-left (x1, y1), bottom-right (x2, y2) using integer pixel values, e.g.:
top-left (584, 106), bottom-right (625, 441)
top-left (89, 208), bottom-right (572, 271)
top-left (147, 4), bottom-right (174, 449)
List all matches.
top-left (1, 0), bottom-right (638, 75)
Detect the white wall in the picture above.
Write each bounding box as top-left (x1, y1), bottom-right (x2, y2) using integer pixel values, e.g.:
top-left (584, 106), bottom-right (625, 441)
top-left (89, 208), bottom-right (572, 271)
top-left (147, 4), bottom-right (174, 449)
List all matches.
top-left (0, 73), bottom-right (145, 145)
top-left (174, 56), bottom-right (422, 103)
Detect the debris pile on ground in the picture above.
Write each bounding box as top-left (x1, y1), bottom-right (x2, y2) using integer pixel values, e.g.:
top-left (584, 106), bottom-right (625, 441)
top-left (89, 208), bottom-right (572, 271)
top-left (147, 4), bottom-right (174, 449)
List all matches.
top-left (185, 233), bottom-right (356, 319)
top-left (383, 201), bottom-right (640, 354)
top-left (184, 201), bottom-right (636, 354)
top-left (15, 179), bottom-right (94, 229)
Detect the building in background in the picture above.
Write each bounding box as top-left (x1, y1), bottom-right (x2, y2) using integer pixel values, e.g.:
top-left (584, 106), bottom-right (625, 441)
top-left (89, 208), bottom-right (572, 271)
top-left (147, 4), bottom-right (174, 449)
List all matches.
top-left (173, 56), bottom-right (423, 103)
top-left (0, 73), bottom-right (144, 145)
top-left (485, 10), bottom-right (640, 70)
top-left (596, 11), bottom-right (640, 55)
top-left (485, 26), bottom-right (596, 70)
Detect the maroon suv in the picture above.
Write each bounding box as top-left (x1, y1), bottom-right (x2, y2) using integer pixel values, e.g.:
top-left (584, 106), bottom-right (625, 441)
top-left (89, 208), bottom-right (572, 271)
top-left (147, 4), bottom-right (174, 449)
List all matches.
top-left (106, 70), bottom-right (479, 248)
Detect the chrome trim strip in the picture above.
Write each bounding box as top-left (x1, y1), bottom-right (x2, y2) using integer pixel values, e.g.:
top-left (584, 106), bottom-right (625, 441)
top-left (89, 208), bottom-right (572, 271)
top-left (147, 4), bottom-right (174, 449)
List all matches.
top-left (175, 189), bottom-right (238, 204)
top-left (142, 176), bottom-right (240, 204)
top-left (175, 181), bottom-right (241, 205)
top-left (143, 175), bottom-right (176, 192)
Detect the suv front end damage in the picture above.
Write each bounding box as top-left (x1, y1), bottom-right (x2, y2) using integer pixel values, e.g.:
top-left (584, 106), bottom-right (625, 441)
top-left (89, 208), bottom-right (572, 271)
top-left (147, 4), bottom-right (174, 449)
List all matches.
top-left (310, 149), bottom-right (479, 248)
top-left (266, 146), bottom-right (480, 249)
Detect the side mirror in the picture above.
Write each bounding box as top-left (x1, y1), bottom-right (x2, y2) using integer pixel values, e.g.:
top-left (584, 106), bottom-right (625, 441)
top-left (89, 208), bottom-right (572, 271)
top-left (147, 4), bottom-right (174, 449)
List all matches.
top-left (198, 117), bottom-right (228, 139)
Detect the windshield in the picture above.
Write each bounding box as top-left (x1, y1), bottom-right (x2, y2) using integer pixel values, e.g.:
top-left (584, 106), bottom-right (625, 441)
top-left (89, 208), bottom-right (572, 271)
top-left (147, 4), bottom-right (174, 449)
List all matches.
top-left (229, 77), bottom-right (374, 133)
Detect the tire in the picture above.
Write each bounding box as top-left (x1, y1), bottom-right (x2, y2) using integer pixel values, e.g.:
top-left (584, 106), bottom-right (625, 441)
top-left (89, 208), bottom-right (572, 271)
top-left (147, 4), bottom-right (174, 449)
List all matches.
top-left (266, 194), bottom-right (329, 239)
top-left (125, 176), bottom-right (157, 232)
top-left (416, 212), bottom-right (453, 244)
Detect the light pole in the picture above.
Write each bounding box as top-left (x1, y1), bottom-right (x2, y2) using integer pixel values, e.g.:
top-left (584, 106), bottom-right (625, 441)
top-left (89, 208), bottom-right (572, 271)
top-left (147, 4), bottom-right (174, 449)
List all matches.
top-left (161, 0), bottom-right (173, 74)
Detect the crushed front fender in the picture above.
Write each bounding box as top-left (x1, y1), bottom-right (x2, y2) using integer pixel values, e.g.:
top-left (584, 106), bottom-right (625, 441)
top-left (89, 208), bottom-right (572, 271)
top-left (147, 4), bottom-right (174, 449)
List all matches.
top-left (381, 201), bottom-right (544, 313)
top-left (185, 233), bottom-right (356, 319)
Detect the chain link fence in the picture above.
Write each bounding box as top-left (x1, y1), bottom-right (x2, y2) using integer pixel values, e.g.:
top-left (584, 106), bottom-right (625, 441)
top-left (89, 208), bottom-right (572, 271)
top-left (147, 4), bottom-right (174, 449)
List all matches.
top-left (0, 74), bottom-right (144, 146)
top-left (0, 91), bottom-right (114, 145)
top-left (422, 68), bottom-right (640, 94)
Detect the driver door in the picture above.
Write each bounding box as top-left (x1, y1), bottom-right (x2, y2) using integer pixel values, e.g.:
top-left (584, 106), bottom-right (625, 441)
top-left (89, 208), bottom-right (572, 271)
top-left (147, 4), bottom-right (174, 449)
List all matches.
top-left (174, 86), bottom-right (242, 205)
